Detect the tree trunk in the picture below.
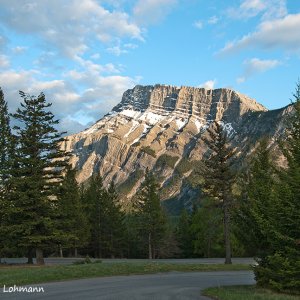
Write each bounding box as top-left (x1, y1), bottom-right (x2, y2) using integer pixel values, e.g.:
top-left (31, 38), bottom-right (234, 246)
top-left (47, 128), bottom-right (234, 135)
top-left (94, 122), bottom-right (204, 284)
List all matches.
top-left (74, 247), bottom-right (78, 258)
top-left (36, 248), bottom-right (45, 265)
top-left (148, 232), bottom-right (152, 259)
top-left (27, 248), bottom-right (33, 264)
top-left (224, 203), bottom-right (232, 264)
top-left (59, 244), bottom-right (63, 258)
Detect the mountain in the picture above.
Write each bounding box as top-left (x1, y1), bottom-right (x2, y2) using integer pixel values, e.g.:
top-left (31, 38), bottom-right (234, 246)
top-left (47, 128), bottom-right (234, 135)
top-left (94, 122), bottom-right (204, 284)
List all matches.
top-left (61, 84), bottom-right (291, 213)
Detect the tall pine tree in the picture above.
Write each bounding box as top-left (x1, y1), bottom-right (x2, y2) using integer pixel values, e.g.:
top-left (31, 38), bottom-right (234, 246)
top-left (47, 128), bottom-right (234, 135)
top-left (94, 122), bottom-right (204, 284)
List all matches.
top-left (83, 174), bottom-right (106, 258)
top-left (0, 87), bottom-right (12, 187)
top-left (8, 91), bottom-right (69, 264)
top-left (176, 209), bottom-right (194, 258)
top-left (57, 167), bottom-right (90, 257)
top-left (0, 88), bottom-right (13, 262)
top-left (104, 182), bottom-right (125, 258)
top-left (135, 169), bottom-right (167, 259)
top-left (201, 121), bottom-right (236, 264)
top-left (237, 82), bottom-right (300, 293)
top-left (234, 139), bottom-right (276, 258)
top-left (255, 83), bottom-right (300, 293)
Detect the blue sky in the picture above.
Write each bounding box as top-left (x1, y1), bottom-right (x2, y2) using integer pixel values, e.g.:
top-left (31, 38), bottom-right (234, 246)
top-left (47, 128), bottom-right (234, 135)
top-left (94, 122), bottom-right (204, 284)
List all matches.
top-left (0, 0), bottom-right (299, 133)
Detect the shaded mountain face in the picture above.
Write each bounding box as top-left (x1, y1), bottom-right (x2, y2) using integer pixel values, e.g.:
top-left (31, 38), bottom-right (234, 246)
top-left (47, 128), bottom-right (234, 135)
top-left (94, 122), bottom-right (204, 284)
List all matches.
top-left (61, 84), bottom-right (290, 213)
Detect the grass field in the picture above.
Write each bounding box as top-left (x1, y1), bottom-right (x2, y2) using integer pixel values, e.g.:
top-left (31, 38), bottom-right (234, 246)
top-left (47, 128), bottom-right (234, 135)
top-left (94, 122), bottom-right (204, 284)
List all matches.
top-left (0, 262), bottom-right (251, 286)
top-left (203, 285), bottom-right (299, 300)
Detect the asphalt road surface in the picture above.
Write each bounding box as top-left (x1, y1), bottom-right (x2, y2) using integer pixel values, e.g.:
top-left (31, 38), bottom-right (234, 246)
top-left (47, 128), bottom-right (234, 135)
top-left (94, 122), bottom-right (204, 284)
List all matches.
top-left (1, 270), bottom-right (255, 300)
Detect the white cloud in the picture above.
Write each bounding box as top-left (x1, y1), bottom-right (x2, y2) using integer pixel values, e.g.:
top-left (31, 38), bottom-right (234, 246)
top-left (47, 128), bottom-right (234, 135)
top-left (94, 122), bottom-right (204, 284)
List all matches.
top-left (0, 65), bottom-right (140, 134)
top-left (133, 0), bottom-right (178, 26)
top-left (237, 77), bottom-right (246, 83)
top-left (194, 20), bottom-right (203, 29)
top-left (107, 46), bottom-right (128, 56)
top-left (0, 0), bottom-right (142, 58)
top-left (199, 80), bottom-right (217, 89)
top-left (12, 46), bottom-right (28, 54)
top-left (220, 14), bottom-right (300, 55)
top-left (0, 55), bottom-right (9, 68)
top-left (227, 0), bottom-right (287, 21)
top-left (245, 58), bottom-right (280, 73)
top-left (208, 16), bottom-right (219, 25)
top-left (124, 43), bottom-right (138, 50)
top-left (237, 58), bottom-right (281, 83)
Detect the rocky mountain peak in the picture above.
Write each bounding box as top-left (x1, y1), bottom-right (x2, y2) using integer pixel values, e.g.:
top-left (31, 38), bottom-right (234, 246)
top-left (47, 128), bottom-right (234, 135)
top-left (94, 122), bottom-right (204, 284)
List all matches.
top-left (61, 84), bottom-right (285, 213)
top-left (112, 84), bottom-right (267, 123)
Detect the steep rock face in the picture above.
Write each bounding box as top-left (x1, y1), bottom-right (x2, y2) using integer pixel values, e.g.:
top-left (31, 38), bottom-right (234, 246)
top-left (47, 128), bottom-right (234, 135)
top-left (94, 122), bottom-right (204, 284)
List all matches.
top-left (61, 84), bottom-right (288, 212)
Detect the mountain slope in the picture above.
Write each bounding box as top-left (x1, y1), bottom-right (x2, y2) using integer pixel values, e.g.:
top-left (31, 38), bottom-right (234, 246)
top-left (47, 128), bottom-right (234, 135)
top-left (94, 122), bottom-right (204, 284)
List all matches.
top-left (61, 84), bottom-right (290, 213)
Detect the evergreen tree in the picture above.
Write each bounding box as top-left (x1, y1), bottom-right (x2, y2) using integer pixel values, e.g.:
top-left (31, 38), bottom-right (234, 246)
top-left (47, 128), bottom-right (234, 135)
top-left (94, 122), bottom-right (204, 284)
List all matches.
top-left (135, 169), bottom-right (167, 259)
top-left (237, 82), bottom-right (300, 293)
top-left (8, 91), bottom-right (69, 264)
top-left (254, 83), bottom-right (300, 293)
top-left (83, 174), bottom-right (106, 258)
top-left (201, 121), bottom-right (236, 264)
top-left (0, 88), bottom-right (12, 262)
top-left (57, 167), bottom-right (90, 257)
top-left (0, 88), bottom-right (12, 187)
top-left (176, 209), bottom-right (194, 258)
top-left (191, 199), bottom-right (224, 258)
top-left (104, 182), bottom-right (125, 258)
top-left (234, 139), bottom-right (276, 258)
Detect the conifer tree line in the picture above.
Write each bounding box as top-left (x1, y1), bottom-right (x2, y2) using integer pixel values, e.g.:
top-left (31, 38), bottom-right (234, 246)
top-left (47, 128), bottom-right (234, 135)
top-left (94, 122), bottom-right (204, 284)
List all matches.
top-left (0, 84), bottom-right (299, 294)
top-left (0, 88), bottom-right (170, 262)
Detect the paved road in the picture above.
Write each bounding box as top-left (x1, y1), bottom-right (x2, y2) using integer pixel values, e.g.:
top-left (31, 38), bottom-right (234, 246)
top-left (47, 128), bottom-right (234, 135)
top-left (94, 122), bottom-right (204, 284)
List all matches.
top-left (1, 257), bottom-right (255, 265)
top-left (1, 271), bottom-right (255, 300)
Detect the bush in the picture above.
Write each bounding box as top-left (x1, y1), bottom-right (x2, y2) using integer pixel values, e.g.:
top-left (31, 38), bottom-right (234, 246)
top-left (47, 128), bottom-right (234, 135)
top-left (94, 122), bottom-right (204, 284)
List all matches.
top-left (254, 252), bottom-right (300, 294)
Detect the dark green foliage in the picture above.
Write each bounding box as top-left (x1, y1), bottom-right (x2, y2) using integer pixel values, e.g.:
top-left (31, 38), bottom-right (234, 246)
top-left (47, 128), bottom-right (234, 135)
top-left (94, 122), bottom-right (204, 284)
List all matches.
top-left (83, 175), bottom-right (125, 258)
top-left (191, 199), bottom-right (224, 258)
top-left (123, 213), bottom-right (146, 258)
top-left (103, 182), bottom-right (126, 258)
top-left (135, 169), bottom-right (167, 259)
top-left (0, 87), bottom-right (12, 186)
top-left (255, 83), bottom-right (300, 293)
top-left (57, 167), bottom-right (90, 256)
top-left (7, 92), bottom-right (69, 264)
top-left (156, 154), bottom-right (179, 169)
top-left (237, 82), bottom-right (300, 294)
top-left (141, 146), bottom-right (156, 157)
top-left (201, 121), bottom-right (237, 264)
top-left (255, 252), bottom-right (300, 293)
top-left (156, 222), bottom-right (180, 258)
top-left (234, 139), bottom-right (276, 257)
top-left (0, 88), bottom-right (13, 261)
top-left (176, 209), bottom-right (194, 257)
top-left (83, 174), bottom-right (106, 258)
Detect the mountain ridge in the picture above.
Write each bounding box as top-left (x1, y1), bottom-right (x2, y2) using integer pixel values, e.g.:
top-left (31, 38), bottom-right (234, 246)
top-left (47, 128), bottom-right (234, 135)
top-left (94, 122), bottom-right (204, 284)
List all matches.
top-left (61, 84), bottom-right (290, 213)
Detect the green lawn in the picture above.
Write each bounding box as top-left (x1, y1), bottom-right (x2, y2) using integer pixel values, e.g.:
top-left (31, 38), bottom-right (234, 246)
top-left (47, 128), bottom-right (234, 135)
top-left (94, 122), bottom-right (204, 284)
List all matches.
top-left (0, 262), bottom-right (250, 286)
top-left (203, 285), bottom-right (299, 300)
